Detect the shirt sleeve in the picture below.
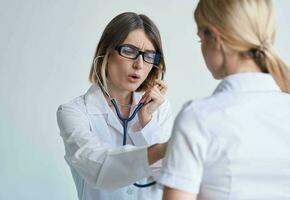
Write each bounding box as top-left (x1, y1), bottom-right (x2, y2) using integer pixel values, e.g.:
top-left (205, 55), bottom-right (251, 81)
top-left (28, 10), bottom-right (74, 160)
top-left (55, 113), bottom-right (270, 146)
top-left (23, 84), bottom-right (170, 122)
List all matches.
top-left (158, 101), bottom-right (209, 194)
top-left (129, 99), bottom-right (173, 146)
top-left (57, 104), bottom-right (152, 191)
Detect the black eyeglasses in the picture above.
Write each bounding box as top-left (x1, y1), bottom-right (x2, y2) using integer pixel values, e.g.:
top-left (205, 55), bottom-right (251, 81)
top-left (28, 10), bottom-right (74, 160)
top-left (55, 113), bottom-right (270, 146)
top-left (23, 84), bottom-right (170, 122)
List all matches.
top-left (115, 44), bottom-right (161, 65)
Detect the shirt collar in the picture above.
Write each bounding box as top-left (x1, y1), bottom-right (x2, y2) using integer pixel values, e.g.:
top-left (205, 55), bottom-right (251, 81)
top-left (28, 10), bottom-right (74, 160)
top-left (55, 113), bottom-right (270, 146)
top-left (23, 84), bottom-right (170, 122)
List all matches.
top-left (213, 72), bottom-right (281, 95)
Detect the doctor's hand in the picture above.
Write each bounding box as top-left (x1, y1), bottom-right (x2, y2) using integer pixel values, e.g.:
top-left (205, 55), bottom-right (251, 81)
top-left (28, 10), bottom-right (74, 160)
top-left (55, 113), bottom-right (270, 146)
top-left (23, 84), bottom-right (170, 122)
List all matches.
top-left (138, 79), bottom-right (167, 128)
top-left (147, 142), bottom-right (167, 165)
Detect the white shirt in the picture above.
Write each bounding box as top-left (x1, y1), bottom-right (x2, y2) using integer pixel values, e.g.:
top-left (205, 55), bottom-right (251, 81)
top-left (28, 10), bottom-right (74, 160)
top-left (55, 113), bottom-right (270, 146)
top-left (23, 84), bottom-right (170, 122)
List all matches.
top-left (57, 84), bottom-right (173, 200)
top-left (158, 73), bottom-right (290, 200)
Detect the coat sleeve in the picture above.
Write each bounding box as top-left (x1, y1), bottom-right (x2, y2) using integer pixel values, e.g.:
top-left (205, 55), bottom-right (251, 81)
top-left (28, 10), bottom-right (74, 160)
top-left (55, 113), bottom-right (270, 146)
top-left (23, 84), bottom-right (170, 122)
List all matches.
top-left (57, 104), bottom-right (152, 191)
top-left (128, 99), bottom-right (174, 146)
top-left (127, 99), bottom-right (174, 180)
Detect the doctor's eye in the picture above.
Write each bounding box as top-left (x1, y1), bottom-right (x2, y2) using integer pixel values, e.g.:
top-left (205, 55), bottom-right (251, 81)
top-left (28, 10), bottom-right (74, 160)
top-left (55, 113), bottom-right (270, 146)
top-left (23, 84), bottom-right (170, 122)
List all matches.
top-left (115, 44), bottom-right (139, 59)
top-left (121, 46), bottom-right (138, 57)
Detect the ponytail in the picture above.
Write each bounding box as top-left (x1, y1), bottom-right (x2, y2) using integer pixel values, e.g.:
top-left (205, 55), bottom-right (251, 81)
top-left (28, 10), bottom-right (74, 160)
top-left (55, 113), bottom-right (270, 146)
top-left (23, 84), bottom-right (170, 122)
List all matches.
top-left (264, 47), bottom-right (290, 93)
top-left (248, 44), bottom-right (290, 93)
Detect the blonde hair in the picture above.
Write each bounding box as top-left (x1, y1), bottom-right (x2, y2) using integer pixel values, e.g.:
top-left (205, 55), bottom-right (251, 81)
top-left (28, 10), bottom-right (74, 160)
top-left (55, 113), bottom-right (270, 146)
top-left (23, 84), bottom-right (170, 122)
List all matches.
top-left (194, 0), bottom-right (290, 93)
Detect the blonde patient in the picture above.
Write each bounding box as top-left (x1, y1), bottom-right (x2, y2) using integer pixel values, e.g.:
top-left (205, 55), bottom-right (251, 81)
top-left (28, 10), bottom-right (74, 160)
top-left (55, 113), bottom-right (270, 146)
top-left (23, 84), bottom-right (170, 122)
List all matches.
top-left (159, 0), bottom-right (290, 199)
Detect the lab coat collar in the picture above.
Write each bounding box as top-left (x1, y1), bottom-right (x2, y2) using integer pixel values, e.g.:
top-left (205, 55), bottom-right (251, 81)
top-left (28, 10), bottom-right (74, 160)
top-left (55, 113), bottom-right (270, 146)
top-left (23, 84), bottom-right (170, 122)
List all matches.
top-left (213, 72), bottom-right (281, 95)
top-left (84, 84), bottom-right (143, 133)
top-left (84, 84), bottom-right (109, 115)
top-left (84, 84), bottom-right (143, 114)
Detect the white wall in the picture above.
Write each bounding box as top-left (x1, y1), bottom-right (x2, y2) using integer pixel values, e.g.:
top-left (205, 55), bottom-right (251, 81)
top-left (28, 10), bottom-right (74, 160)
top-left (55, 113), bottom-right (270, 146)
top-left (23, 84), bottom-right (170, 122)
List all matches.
top-left (0, 0), bottom-right (289, 199)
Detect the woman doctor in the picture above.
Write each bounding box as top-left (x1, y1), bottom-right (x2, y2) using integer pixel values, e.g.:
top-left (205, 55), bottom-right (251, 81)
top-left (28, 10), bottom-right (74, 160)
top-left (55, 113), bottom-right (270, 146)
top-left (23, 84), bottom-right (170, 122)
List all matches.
top-left (57, 12), bottom-right (172, 200)
top-left (159, 0), bottom-right (290, 199)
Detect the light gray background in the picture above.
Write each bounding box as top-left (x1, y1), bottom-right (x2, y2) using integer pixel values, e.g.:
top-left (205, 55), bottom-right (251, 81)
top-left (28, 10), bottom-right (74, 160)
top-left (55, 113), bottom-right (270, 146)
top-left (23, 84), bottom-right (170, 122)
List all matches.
top-left (1, 0), bottom-right (289, 199)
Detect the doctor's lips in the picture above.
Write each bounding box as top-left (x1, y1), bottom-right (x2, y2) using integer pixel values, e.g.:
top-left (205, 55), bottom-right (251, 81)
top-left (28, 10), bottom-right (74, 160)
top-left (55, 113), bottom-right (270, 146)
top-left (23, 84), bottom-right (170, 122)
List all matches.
top-left (128, 73), bottom-right (141, 82)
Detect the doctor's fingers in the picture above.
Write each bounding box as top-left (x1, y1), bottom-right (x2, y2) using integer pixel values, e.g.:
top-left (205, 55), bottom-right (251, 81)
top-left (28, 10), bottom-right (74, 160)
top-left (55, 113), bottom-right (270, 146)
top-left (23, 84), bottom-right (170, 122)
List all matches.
top-left (143, 87), bottom-right (165, 104)
top-left (154, 79), bottom-right (168, 95)
top-left (140, 85), bottom-right (159, 103)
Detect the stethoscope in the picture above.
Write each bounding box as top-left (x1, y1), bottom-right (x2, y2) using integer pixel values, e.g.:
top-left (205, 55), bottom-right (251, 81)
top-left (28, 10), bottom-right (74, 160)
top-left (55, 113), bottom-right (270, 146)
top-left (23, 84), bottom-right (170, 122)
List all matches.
top-left (93, 55), bottom-right (164, 188)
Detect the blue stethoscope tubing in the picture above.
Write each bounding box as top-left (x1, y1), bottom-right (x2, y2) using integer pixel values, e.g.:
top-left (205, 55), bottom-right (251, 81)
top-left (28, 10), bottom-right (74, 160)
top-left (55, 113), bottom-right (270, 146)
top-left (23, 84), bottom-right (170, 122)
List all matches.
top-left (93, 56), bottom-right (156, 188)
top-left (110, 99), bottom-right (156, 187)
top-left (110, 99), bottom-right (143, 146)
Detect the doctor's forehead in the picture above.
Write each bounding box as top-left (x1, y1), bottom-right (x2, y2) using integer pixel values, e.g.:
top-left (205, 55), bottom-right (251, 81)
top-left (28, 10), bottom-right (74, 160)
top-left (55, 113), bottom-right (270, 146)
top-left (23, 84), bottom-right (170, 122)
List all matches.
top-left (121, 29), bottom-right (155, 51)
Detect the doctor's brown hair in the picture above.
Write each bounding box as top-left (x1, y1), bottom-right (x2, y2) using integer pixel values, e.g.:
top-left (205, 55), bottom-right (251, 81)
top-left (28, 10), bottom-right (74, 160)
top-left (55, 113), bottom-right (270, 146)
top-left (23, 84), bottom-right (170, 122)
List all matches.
top-left (194, 0), bottom-right (290, 93)
top-left (89, 12), bottom-right (166, 92)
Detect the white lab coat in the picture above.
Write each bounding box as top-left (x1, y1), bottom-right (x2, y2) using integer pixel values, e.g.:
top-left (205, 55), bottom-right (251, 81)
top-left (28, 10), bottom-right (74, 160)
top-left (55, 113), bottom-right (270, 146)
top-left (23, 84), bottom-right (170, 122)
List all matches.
top-left (159, 73), bottom-right (290, 199)
top-left (57, 84), bottom-right (173, 200)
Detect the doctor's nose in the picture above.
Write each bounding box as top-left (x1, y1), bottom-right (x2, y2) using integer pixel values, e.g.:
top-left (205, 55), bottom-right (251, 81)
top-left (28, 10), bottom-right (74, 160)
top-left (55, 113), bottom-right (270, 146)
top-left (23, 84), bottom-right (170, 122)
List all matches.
top-left (133, 55), bottom-right (144, 69)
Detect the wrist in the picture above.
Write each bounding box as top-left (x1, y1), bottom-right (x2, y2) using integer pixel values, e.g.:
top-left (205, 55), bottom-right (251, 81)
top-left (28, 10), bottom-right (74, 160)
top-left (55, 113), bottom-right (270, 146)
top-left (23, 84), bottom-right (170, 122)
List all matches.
top-left (147, 144), bottom-right (165, 165)
top-left (139, 113), bottom-right (152, 128)
top-left (147, 146), bottom-right (155, 165)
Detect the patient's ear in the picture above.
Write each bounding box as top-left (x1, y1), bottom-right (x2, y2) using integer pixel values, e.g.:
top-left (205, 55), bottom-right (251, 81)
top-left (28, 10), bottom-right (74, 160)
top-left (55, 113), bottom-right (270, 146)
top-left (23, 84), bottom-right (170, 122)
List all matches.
top-left (209, 27), bottom-right (222, 51)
